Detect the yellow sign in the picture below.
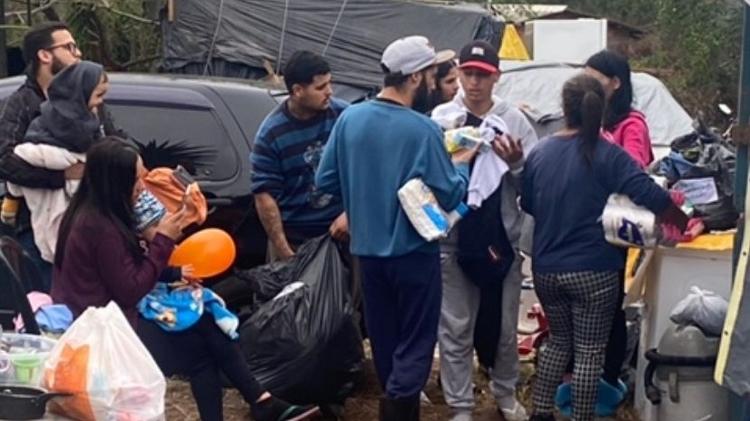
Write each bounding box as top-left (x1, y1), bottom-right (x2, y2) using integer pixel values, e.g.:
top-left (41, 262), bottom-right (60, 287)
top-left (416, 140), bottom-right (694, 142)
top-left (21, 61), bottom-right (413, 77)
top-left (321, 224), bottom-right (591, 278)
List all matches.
top-left (499, 24), bottom-right (530, 61)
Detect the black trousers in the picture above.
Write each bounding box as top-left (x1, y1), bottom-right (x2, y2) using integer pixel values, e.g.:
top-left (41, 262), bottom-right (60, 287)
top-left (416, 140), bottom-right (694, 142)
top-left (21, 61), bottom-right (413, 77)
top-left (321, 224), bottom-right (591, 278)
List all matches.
top-left (137, 314), bottom-right (265, 421)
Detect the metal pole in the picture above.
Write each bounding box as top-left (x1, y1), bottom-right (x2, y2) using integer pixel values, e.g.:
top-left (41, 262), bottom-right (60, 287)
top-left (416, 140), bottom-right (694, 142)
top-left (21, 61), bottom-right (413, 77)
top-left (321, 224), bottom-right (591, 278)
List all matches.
top-left (730, 4), bottom-right (750, 421)
top-left (25, 0), bottom-right (31, 25)
top-left (735, 5), bottom-right (750, 211)
top-left (0, 0), bottom-right (7, 78)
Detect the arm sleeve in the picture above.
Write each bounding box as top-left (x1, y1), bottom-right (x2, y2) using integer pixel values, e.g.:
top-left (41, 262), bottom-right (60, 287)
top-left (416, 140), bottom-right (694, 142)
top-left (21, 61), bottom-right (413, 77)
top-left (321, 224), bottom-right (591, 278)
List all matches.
top-left (604, 147), bottom-right (671, 214)
top-left (0, 94), bottom-right (65, 188)
top-left (520, 153), bottom-right (535, 216)
top-left (619, 120), bottom-right (653, 169)
top-left (97, 231), bottom-right (174, 309)
top-left (250, 130), bottom-right (285, 198)
top-left (315, 119), bottom-right (342, 197)
top-left (422, 125), bottom-right (469, 212)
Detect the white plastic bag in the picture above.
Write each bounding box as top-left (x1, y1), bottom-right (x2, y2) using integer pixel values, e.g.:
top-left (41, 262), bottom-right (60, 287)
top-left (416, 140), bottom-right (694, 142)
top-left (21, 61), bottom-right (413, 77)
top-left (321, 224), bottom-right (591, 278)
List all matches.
top-left (398, 178), bottom-right (468, 241)
top-left (601, 194), bottom-right (659, 248)
top-left (670, 286), bottom-right (729, 337)
top-left (42, 301), bottom-right (166, 420)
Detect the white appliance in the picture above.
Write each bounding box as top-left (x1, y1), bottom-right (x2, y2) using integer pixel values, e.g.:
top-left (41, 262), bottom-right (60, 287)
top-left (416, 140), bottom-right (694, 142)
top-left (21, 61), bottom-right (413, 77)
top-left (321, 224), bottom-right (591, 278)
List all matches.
top-left (525, 19), bottom-right (608, 63)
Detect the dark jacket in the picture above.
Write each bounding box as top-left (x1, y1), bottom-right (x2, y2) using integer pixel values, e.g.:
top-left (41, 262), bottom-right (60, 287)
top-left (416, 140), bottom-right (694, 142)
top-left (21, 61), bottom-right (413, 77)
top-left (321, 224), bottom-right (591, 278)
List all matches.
top-left (51, 210), bottom-right (174, 327)
top-left (25, 61), bottom-right (106, 153)
top-left (0, 75), bottom-right (126, 232)
top-left (0, 75), bottom-right (125, 189)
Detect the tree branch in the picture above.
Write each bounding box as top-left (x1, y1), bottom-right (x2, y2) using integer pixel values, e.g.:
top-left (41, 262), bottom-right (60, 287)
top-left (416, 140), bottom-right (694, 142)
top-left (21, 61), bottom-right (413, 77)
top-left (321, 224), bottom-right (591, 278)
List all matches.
top-left (5, 0), bottom-right (63, 19)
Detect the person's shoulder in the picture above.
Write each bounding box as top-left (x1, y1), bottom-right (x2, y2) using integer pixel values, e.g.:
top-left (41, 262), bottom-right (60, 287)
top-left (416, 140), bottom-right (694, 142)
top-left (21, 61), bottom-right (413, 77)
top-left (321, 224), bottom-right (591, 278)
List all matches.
top-left (432, 100), bottom-right (462, 117)
top-left (256, 103), bottom-right (290, 139)
top-left (498, 105), bottom-right (534, 131)
top-left (529, 134), bottom-right (557, 154)
top-left (329, 97), bottom-right (350, 113)
top-left (618, 110), bottom-right (650, 132)
top-left (2, 80), bottom-right (40, 110)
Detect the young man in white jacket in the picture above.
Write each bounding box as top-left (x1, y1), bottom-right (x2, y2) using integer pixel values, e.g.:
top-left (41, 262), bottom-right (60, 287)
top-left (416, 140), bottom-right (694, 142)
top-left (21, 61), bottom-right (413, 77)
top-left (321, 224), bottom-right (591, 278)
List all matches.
top-left (432, 40), bottom-right (538, 421)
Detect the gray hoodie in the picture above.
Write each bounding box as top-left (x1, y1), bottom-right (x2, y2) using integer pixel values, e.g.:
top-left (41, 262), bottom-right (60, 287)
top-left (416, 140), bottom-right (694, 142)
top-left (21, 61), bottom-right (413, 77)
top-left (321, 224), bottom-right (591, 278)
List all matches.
top-left (25, 60), bottom-right (105, 153)
top-left (432, 93), bottom-right (538, 251)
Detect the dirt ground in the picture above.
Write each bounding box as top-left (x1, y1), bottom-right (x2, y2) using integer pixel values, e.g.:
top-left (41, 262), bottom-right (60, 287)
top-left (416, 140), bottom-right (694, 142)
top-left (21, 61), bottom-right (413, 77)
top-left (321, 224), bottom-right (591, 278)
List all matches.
top-left (164, 354), bottom-right (641, 421)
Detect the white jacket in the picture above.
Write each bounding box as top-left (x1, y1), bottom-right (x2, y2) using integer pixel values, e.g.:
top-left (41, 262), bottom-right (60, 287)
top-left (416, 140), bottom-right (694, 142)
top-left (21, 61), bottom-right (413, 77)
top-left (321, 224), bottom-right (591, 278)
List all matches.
top-left (7, 143), bottom-right (85, 262)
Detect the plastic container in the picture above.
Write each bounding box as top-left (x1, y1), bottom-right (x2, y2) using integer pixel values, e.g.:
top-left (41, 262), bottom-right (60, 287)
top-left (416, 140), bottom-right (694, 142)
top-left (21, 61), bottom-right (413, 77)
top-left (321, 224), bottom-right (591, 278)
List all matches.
top-left (0, 333), bottom-right (57, 386)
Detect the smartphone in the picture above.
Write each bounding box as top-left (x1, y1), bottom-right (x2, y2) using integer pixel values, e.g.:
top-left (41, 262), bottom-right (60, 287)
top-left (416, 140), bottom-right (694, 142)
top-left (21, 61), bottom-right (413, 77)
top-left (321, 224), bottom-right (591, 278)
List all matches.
top-left (172, 165), bottom-right (195, 189)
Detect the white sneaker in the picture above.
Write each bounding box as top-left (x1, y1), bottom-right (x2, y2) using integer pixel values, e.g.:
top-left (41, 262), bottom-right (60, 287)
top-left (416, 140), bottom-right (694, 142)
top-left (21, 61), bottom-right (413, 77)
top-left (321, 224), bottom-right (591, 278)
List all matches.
top-left (449, 409), bottom-right (473, 421)
top-left (498, 400), bottom-right (528, 421)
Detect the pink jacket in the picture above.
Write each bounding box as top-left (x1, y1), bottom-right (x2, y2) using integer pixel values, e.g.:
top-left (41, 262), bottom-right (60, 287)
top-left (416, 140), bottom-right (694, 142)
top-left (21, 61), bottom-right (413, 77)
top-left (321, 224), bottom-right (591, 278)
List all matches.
top-left (602, 111), bottom-right (654, 169)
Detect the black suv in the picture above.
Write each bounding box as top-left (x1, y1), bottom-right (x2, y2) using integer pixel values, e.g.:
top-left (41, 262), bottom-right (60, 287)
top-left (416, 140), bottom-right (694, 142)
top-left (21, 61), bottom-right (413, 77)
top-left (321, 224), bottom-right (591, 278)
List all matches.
top-left (0, 73), bottom-right (285, 268)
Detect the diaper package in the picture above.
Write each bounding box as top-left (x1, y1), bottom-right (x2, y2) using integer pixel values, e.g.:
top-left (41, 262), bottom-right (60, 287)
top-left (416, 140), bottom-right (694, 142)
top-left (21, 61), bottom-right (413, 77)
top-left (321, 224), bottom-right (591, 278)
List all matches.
top-left (398, 178), bottom-right (469, 241)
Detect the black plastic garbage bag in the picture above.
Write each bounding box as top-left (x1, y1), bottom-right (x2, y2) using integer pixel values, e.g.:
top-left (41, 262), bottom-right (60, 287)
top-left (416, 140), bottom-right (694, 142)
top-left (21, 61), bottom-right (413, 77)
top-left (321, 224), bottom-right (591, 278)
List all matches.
top-left (654, 120), bottom-right (738, 231)
top-left (234, 238), bottom-right (328, 303)
top-left (239, 235), bottom-right (364, 405)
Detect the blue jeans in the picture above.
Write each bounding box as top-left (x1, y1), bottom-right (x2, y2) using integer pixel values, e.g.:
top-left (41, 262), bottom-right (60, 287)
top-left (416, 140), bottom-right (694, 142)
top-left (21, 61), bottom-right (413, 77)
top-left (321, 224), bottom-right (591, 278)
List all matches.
top-left (17, 230), bottom-right (52, 292)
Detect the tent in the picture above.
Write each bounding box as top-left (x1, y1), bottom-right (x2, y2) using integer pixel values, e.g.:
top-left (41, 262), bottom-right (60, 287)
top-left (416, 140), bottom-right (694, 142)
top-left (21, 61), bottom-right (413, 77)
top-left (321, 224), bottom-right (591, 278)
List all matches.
top-left (495, 61), bottom-right (693, 153)
top-left (160, 0), bottom-right (502, 98)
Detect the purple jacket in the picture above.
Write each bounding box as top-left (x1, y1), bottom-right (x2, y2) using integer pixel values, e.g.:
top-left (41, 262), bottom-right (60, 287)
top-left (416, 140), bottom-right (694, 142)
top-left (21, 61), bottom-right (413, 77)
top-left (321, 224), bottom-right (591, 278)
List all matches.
top-left (51, 210), bottom-right (174, 327)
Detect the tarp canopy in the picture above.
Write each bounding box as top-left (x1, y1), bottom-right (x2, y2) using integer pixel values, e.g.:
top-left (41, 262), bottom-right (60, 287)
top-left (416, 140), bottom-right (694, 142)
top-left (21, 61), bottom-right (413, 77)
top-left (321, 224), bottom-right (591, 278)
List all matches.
top-left (161, 0), bottom-right (502, 94)
top-left (495, 62), bottom-right (694, 147)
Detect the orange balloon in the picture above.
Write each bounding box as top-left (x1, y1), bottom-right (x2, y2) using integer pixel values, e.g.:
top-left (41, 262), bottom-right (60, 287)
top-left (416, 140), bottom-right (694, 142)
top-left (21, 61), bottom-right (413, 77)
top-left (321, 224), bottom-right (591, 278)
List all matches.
top-left (168, 228), bottom-right (236, 278)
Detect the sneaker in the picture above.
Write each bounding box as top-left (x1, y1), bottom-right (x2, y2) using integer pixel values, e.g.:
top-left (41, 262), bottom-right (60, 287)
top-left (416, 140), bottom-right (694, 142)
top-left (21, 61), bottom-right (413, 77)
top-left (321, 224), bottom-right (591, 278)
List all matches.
top-left (498, 399), bottom-right (528, 421)
top-left (449, 409), bottom-right (473, 421)
top-left (251, 396), bottom-right (321, 421)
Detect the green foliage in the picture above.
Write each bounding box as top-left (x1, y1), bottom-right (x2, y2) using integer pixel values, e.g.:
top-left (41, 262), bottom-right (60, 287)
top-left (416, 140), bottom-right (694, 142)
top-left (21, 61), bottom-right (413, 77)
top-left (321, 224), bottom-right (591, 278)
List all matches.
top-left (4, 0), bottom-right (161, 72)
top-left (481, 0), bottom-right (745, 122)
top-left (61, 1), bottom-right (161, 71)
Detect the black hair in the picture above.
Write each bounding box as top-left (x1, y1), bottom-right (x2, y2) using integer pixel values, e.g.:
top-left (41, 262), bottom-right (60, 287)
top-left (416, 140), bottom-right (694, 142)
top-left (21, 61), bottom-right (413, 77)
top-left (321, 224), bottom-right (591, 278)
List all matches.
top-left (22, 21), bottom-right (70, 77)
top-left (562, 74), bottom-right (606, 164)
top-left (428, 60), bottom-right (458, 109)
top-left (55, 138), bottom-right (142, 268)
top-left (585, 49), bottom-right (633, 130)
top-left (283, 50), bottom-right (331, 93)
top-left (383, 71), bottom-right (411, 88)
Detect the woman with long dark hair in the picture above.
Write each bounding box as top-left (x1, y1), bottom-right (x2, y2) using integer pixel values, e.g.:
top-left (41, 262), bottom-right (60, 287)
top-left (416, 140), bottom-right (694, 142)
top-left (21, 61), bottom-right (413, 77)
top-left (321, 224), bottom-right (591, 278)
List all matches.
top-left (585, 49), bottom-right (653, 168)
top-left (428, 59), bottom-right (459, 112)
top-left (581, 50), bottom-right (652, 409)
top-left (522, 74), bottom-right (687, 421)
top-left (52, 139), bottom-right (320, 421)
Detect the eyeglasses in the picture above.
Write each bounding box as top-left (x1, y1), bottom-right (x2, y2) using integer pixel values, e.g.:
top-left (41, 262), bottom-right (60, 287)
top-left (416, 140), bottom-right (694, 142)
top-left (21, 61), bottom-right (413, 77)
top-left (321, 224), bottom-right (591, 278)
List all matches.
top-left (45, 41), bottom-right (80, 54)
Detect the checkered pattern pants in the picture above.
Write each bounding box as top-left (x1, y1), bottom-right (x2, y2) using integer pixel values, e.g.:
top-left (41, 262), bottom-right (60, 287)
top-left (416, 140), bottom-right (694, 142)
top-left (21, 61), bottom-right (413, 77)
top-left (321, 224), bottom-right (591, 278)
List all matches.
top-left (532, 271), bottom-right (620, 421)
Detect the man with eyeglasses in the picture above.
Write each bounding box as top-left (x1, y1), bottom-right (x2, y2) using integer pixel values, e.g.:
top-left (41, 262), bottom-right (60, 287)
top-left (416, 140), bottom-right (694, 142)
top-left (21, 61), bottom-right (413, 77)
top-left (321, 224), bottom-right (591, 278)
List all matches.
top-left (0, 22), bottom-right (125, 291)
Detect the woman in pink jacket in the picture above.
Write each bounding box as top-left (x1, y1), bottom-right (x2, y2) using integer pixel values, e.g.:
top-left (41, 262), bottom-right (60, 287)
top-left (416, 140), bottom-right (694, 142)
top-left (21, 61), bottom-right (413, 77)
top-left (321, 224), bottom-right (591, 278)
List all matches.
top-left (585, 50), bottom-right (654, 168)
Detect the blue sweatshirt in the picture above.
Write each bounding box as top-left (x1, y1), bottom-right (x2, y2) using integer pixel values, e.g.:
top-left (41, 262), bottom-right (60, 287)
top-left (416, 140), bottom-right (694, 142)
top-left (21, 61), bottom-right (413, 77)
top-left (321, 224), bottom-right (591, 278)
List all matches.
top-left (521, 134), bottom-right (672, 273)
top-left (316, 99), bottom-right (469, 257)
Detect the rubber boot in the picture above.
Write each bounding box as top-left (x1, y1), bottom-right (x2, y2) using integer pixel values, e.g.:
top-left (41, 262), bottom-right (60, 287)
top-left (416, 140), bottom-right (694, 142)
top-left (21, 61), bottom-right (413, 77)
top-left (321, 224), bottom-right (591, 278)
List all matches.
top-left (379, 396), bottom-right (420, 421)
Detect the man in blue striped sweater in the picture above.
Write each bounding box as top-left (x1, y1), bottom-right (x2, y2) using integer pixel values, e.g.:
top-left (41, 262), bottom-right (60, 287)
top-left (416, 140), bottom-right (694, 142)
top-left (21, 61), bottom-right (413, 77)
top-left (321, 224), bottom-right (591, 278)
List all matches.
top-left (251, 51), bottom-right (349, 260)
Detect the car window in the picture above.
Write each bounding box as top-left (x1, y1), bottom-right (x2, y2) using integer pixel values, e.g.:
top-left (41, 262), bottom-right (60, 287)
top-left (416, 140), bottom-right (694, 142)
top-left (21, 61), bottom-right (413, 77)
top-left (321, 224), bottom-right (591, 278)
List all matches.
top-left (107, 104), bottom-right (238, 181)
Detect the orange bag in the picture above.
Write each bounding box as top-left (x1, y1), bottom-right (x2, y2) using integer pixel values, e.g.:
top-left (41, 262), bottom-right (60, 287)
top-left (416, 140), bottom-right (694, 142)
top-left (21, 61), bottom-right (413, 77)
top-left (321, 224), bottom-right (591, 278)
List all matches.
top-left (143, 168), bottom-right (207, 227)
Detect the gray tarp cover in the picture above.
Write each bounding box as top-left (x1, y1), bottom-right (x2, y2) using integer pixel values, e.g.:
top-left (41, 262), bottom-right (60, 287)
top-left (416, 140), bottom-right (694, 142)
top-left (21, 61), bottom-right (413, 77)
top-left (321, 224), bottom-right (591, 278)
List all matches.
top-left (161, 0), bottom-right (501, 91)
top-left (495, 62), bottom-right (693, 146)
